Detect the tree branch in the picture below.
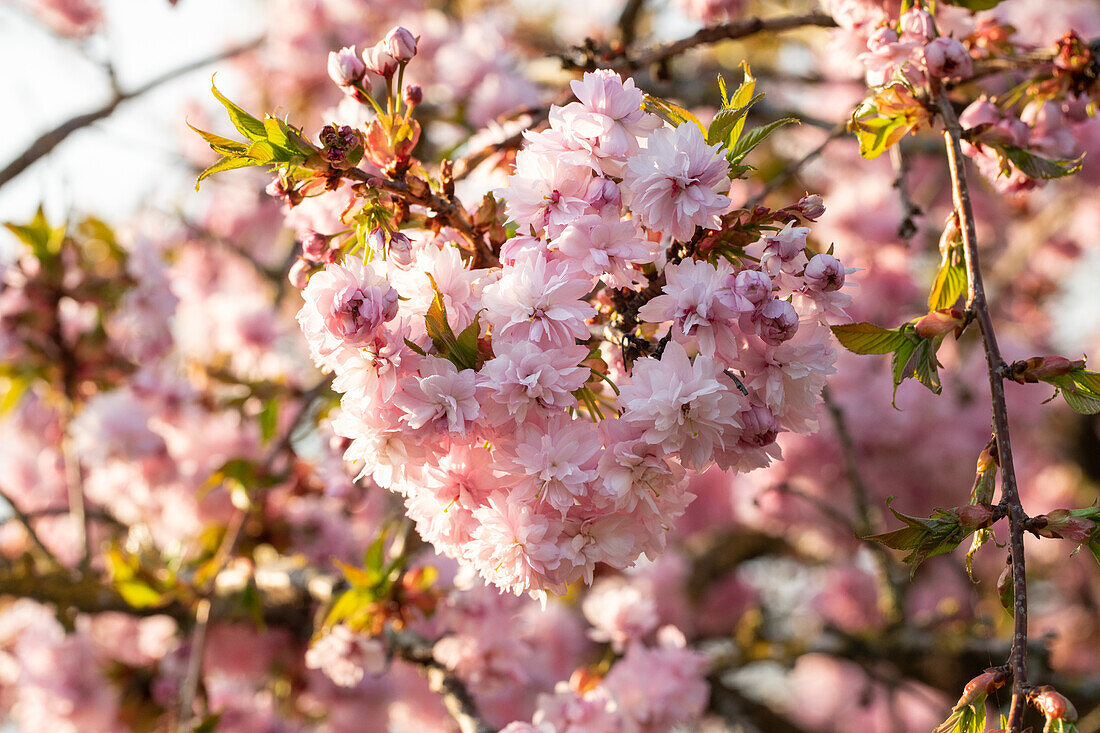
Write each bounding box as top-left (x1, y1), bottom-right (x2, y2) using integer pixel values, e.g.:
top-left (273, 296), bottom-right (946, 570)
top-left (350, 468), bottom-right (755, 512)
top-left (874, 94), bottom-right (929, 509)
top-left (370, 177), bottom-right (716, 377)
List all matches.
top-left (631, 12), bottom-right (837, 68)
top-left (0, 37), bottom-right (263, 190)
top-left (938, 86), bottom-right (1030, 731)
top-left (388, 629), bottom-right (495, 733)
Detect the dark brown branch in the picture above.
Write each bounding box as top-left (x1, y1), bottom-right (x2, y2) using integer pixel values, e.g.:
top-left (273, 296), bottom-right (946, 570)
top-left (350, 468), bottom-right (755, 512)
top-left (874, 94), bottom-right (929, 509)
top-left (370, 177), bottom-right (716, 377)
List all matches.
top-left (889, 144), bottom-right (920, 244)
top-left (0, 487), bottom-right (59, 563)
top-left (632, 12), bottom-right (837, 68)
top-left (617, 0), bottom-right (648, 48)
top-left (938, 86), bottom-right (1030, 732)
top-left (0, 37), bottom-right (263, 190)
top-left (388, 629), bottom-right (495, 733)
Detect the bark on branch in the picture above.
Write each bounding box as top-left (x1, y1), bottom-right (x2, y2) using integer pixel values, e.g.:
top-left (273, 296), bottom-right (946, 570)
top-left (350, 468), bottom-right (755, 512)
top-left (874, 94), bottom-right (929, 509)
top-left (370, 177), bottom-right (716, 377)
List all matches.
top-left (0, 37), bottom-right (263, 190)
top-left (938, 86), bottom-right (1031, 731)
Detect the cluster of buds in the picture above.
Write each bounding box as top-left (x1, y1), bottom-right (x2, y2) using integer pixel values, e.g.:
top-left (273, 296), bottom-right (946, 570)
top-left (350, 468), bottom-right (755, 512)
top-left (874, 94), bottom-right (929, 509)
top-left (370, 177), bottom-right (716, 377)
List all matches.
top-left (327, 27), bottom-right (420, 100)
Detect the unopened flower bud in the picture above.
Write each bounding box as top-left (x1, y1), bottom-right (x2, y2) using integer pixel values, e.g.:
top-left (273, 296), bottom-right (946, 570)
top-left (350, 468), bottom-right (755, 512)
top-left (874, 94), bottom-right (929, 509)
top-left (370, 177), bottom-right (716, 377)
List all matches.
top-left (899, 8), bottom-right (934, 43)
top-left (756, 299), bottom-right (799, 344)
top-left (403, 84), bottom-right (422, 108)
top-left (796, 193), bottom-right (825, 220)
top-left (363, 42), bottom-right (398, 78)
top-left (959, 98), bottom-right (1001, 131)
top-left (301, 231), bottom-right (330, 262)
top-left (956, 504), bottom-right (995, 529)
top-left (1029, 685), bottom-right (1078, 722)
top-left (1035, 509), bottom-right (1096, 544)
top-left (734, 270), bottom-right (773, 306)
top-left (586, 177), bottom-right (621, 213)
top-left (923, 37), bottom-right (974, 80)
top-left (1008, 355), bottom-right (1085, 383)
top-left (915, 308), bottom-right (964, 339)
top-left (328, 46), bottom-right (366, 87)
top-left (288, 258), bottom-right (312, 289)
top-left (952, 668), bottom-right (1007, 711)
top-left (804, 253), bottom-right (846, 292)
top-left (387, 231), bottom-right (415, 269)
top-left (739, 404), bottom-right (780, 447)
top-left (867, 26), bottom-right (899, 52)
top-left (385, 27), bottom-right (418, 62)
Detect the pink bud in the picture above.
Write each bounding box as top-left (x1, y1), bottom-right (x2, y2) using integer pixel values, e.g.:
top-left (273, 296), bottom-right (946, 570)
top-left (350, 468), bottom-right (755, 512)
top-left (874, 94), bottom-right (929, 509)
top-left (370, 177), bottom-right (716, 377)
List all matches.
top-left (288, 258), bottom-right (311, 289)
top-left (867, 26), bottom-right (900, 52)
top-left (797, 194), bottom-right (825, 220)
top-left (956, 504), bottom-right (995, 529)
top-left (363, 42), bottom-right (398, 78)
top-left (953, 669), bottom-right (1007, 711)
top-left (403, 84), bottom-right (423, 108)
top-left (301, 231), bottom-right (330, 262)
top-left (387, 231), bottom-right (415, 270)
top-left (756, 299), bottom-right (799, 344)
top-left (585, 177), bottom-right (622, 213)
top-left (739, 404), bottom-right (780, 447)
top-left (914, 308), bottom-right (963, 339)
top-left (804, 253), bottom-right (845, 292)
top-left (1029, 685), bottom-right (1078, 722)
top-left (1036, 510), bottom-right (1095, 544)
top-left (899, 8), bottom-right (934, 43)
top-left (328, 46), bottom-right (366, 87)
top-left (922, 37), bottom-right (973, 80)
top-left (733, 270), bottom-right (772, 306)
top-left (385, 27), bottom-right (418, 62)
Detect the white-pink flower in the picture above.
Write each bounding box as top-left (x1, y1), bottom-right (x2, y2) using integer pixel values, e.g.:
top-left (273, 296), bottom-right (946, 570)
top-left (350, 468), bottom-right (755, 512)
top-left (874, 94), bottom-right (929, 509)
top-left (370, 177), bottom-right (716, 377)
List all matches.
top-left (393, 356), bottom-right (481, 436)
top-left (618, 341), bottom-right (746, 470)
top-left (637, 258), bottom-right (747, 364)
top-left (296, 255), bottom-right (399, 371)
top-left (495, 416), bottom-right (601, 516)
top-left (553, 212), bottom-right (660, 289)
top-left (477, 342), bottom-right (591, 425)
top-left (481, 251), bottom-right (596, 348)
top-left (469, 496), bottom-right (565, 596)
top-left (621, 122), bottom-right (730, 242)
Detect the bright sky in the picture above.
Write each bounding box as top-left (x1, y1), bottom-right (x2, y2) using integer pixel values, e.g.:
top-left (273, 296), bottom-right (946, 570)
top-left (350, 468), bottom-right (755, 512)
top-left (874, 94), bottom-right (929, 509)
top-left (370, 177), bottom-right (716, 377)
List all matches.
top-left (0, 0), bottom-right (263, 234)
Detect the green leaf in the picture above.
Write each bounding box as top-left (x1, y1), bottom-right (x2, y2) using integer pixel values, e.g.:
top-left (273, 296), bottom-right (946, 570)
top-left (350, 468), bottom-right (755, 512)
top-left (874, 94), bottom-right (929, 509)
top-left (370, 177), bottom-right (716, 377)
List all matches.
top-left (998, 144), bottom-right (1084, 179)
top-left (116, 580), bottom-right (165, 609)
top-left (706, 93), bottom-right (764, 146)
top-left (717, 73), bottom-right (729, 107)
top-left (195, 156), bottom-right (255, 190)
top-left (211, 79), bottom-right (266, 141)
top-left (186, 121), bottom-right (249, 156)
top-left (851, 112), bottom-right (910, 159)
top-left (831, 322), bottom-right (908, 355)
top-left (1045, 368), bottom-right (1100, 415)
top-left (423, 276), bottom-right (479, 371)
top-left (259, 399), bottom-right (279, 445)
top-left (941, 0), bottom-right (1006, 10)
top-left (642, 94), bottom-right (705, 134)
top-left (263, 116), bottom-right (313, 157)
top-left (865, 499), bottom-right (972, 578)
top-left (0, 374), bottom-right (32, 415)
top-left (928, 249), bottom-right (968, 311)
top-left (966, 528), bottom-right (993, 580)
top-left (4, 206), bottom-right (66, 258)
top-left (726, 117), bottom-right (799, 166)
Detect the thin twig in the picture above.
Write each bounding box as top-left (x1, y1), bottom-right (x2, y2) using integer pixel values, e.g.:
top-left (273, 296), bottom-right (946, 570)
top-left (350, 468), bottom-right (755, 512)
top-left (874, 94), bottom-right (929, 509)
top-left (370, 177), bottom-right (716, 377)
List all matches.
top-left (631, 12), bottom-right (837, 68)
top-left (822, 386), bottom-right (873, 533)
top-left (746, 121), bottom-right (847, 208)
top-left (388, 629), bottom-right (494, 733)
top-left (938, 85), bottom-right (1030, 731)
top-left (0, 486), bottom-right (59, 563)
top-left (177, 598), bottom-right (211, 733)
top-left (0, 37), bottom-right (263, 190)
top-left (889, 144), bottom-right (920, 244)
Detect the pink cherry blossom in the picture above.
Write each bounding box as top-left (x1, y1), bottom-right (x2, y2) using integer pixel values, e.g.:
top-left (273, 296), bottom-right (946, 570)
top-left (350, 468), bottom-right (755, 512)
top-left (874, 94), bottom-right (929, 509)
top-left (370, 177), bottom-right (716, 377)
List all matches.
top-left (621, 122), bottom-right (731, 242)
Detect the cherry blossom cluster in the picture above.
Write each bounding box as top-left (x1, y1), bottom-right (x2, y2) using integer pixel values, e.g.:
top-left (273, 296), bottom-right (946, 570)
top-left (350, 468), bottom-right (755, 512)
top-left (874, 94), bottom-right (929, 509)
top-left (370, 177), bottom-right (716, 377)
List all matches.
top-left (295, 64), bottom-right (852, 599)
